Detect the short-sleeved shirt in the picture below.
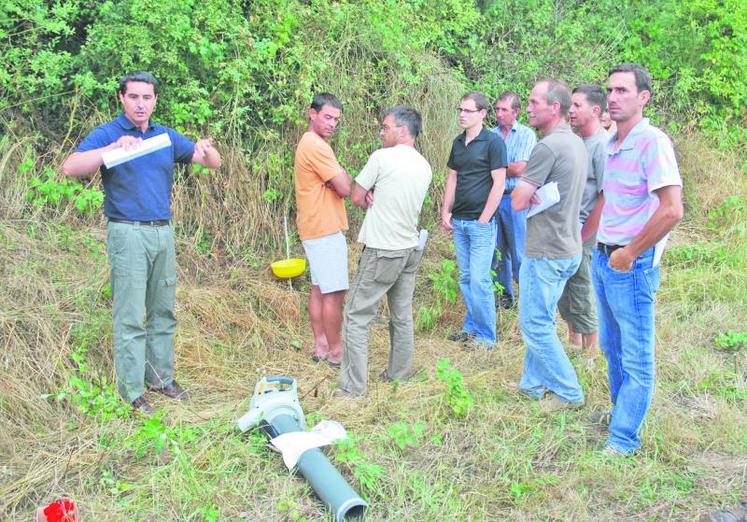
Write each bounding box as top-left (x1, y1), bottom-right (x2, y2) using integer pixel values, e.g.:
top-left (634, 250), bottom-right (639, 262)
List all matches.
top-left (598, 118), bottom-right (682, 246)
top-left (76, 113), bottom-right (195, 221)
top-left (355, 145), bottom-right (432, 250)
top-left (490, 121), bottom-right (537, 193)
top-left (578, 128), bottom-right (609, 223)
top-left (447, 127), bottom-right (508, 220)
top-left (522, 123), bottom-right (587, 259)
top-left (294, 131), bottom-right (348, 240)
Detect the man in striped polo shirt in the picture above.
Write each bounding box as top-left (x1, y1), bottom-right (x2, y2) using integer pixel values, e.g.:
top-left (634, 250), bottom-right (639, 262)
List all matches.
top-left (586, 64), bottom-right (683, 456)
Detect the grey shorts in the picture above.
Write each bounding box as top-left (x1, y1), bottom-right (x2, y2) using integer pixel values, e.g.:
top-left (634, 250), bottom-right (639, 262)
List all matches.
top-left (558, 238), bottom-right (598, 333)
top-left (302, 231), bottom-right (349, 294)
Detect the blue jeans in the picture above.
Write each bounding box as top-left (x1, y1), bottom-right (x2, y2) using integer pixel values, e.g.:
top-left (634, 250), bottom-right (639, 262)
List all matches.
top-left (491, 194), bottom-right (526, 300)
top-left (453, 218), bottom-right (497, 346)
top-left (592, 247), bottom-right (660, 454)
top-left (518, 254), bottom-right (583, 403)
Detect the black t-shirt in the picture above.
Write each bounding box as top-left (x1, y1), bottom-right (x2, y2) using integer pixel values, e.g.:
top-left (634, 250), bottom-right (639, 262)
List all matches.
top-left (447, 127), bottom-right (507, 220)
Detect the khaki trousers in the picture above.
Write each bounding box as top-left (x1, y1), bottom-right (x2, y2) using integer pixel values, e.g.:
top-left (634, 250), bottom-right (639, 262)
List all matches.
top-left (107, 221), bottom-right (177, 403)
top-left (338, 246), bottom-right (423, 396)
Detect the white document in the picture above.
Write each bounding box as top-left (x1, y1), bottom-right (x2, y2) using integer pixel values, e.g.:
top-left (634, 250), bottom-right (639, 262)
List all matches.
top-left (653, 233), bottom-right (669, 267)
top-left (416, 229), bottom-right (428, 251)
top-left (269, 420), bottom-right (347, 469)
top-left (526, 181), bottom-right (560, 218)
top-left (102, 133), bottom-right (172, 168)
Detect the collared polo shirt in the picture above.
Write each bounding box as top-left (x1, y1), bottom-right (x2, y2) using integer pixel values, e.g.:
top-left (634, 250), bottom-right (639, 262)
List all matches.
top-left (447, 127), bottom-right (507, 220)
top-left (76, 113), bottom-right (195, 221)
top-left (490, 121), bottom-right (536, 193)
top-left (598, 118), bottom-right (682, 246)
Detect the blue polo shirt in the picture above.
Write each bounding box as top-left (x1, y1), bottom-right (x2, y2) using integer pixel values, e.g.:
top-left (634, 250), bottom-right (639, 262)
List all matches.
top-left (490, 121), bottom-right (537, 193)
top-left (447, 127), bottom-right (507, 220)
top-left (77, 113), bottom-right (195, 221)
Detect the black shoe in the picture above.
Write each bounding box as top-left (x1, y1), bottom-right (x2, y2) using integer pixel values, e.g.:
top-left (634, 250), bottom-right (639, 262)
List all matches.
top-left (131, 396), bottom-right (155, 414)
top-left (447, 331), bottom-right (474, 342)
top-left (498, 295), bottom-right (515, 309)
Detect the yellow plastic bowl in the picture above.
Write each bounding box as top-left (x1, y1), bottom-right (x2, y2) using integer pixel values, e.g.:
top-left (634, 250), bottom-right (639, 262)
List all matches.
top-left (271, 258), bottom-right (306, 279)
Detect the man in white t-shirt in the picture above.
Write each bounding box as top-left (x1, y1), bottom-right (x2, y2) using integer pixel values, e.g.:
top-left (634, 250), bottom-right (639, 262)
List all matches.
top-left (337, 106), bottom-right (433, 398)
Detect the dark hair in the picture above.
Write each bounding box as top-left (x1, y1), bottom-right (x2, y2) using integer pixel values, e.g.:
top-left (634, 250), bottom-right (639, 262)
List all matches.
top-left (461, 91), bottom-right (490, 112)
top-left (497, 91), bottom-right (521, 112)
top-left (119, 71), bottom-right (159, 95)
top-left (383, 105), bottom-right (422, 138)
top-left (608, 63), bottom-right (653, 95)
top-left (572, 84), bottom-right (607, 113)
top-left (310, 92), bottom-right (342, 112)
top-left (539, 79), bottom-right (571, 117)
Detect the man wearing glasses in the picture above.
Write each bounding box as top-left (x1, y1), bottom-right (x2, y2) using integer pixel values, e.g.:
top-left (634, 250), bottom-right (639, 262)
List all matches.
top-left (441, 92), bottom-right (507, 349)
top-left (336, 106), bottom-right (432, 398)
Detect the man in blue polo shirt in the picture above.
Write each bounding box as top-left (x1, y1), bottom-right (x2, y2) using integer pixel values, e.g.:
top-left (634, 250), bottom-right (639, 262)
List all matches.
top-left (441, 91), bottom-right (507, 349)
top-left (490, 92), bottom-right (537, 309)
top-left (62, 71), bottom-right (222, 413)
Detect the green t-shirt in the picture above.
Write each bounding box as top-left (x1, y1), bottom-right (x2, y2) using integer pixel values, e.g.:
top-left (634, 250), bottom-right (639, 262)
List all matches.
top-left (521, 124), bottom-right (588, 258)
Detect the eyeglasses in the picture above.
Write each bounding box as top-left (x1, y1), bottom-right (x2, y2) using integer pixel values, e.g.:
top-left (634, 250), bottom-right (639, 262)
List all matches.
top-left (457, 107), bottom-right (481, 114)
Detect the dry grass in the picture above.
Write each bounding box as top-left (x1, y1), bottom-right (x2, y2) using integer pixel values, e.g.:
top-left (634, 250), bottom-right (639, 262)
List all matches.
top-left (1, 96), bottom-right (746, 520)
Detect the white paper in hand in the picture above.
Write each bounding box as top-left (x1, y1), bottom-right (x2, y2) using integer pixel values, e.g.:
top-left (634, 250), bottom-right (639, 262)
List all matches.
top-left (526, 181), bottom-right (560, 218)
top-left (102, 133), bottom-right (172, 168)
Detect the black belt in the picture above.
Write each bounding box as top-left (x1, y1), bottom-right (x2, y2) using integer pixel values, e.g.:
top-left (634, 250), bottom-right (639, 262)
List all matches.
top-left (109, 219), bottom-right (170, 227)
top-left (597, 243), bottom-right (624, 256)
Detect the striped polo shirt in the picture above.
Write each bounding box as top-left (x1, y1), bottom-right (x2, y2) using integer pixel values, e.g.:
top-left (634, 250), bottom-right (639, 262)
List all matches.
top-left (598, 118), bottom-right (682, 246)
top-left (490, 121), bottom-right (536, 193)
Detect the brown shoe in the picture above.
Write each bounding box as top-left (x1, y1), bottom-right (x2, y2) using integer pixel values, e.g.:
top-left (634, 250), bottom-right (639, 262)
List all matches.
top-left (540, 392), bottom-right (583, 413)
top-left (152, 381), bottom-right (191, 400)
top-left (131, 396), bottom-right (155, 414)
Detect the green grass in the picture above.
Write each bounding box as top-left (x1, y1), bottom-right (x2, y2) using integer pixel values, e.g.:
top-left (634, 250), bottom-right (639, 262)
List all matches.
top-left (1, 145), bottom-right (745, 520)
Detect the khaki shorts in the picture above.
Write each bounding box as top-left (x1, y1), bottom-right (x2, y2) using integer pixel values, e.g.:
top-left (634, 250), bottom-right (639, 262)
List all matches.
top-left (558, 237), bottom-right (598, 334)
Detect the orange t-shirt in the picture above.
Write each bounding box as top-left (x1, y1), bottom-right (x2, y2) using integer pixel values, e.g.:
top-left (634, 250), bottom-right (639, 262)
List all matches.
top-left (294, 132), bottom-right (348, 240)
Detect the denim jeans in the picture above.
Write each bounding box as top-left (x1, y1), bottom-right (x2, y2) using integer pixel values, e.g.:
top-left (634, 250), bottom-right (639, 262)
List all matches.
top-left (491, 194), bottom-right (526, 300)
top-left (453, 218), bottom-right (497, 346)
top-left (592, 247), bottom-right (660, 454)
top-left (518, 254), bottom-right (583, 403)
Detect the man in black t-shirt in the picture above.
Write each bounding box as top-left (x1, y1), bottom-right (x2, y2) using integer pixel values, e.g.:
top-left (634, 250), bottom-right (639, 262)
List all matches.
top-left (440, 91), bottom-right (507, 348)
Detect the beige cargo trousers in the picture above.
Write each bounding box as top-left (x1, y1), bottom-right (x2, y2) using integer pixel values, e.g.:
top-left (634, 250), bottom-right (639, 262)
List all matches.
top-left (338, 246), bottom-right (424, 396)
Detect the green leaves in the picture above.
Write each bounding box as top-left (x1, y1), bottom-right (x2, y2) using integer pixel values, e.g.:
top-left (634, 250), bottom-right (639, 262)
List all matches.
top-left (436, 358), bottom-right (474, 418)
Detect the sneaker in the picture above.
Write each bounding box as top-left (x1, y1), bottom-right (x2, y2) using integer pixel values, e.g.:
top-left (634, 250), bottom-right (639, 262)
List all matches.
top-left (131, 396), bottom-right (155, 414)
top-left (447, 331), bottom-right (473, 342)
top-left (601, 445), bottom-right (630, 457)
top-left (331, 388), bottom-right (363, 400)
top-left (498, 295), bottom-right (515, 309)
top-left (539, 392), bottom-right (583, 413)
top-left (150, 381), bottom-right (190, 401)
top-left (326, 359), bottom-right (341, 369)
top-left (378, 369), bottom-right (392, 382)
top-left (461, 338), bottom-right (494, 352)
top-left (588, 409), bottom-right (612, 426)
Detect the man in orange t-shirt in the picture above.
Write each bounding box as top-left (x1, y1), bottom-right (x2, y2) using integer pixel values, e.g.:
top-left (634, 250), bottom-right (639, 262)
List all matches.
top-left (294, 93), bottom-right (352, 366)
